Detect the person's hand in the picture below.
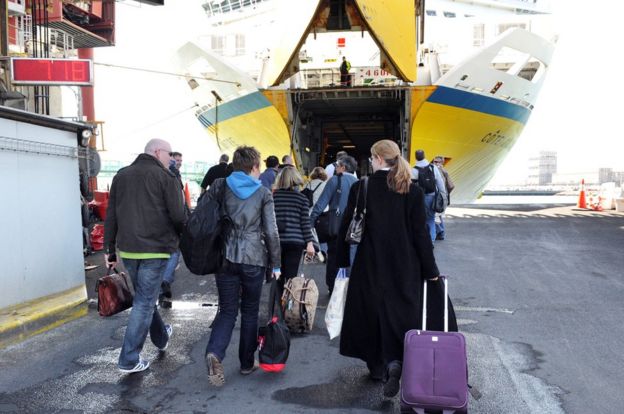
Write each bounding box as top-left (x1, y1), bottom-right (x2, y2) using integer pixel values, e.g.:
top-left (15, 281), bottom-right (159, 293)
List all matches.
top-left (305, 242), bottom-right (315, 259)
top-left (105, 253), bottom-right (117, 268)
top-left (428, 276), bottom-right (439, 281)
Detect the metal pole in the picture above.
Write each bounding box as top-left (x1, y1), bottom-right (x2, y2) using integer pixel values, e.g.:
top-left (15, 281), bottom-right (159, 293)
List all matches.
top-left (211, 90), bottom-right (223, 150)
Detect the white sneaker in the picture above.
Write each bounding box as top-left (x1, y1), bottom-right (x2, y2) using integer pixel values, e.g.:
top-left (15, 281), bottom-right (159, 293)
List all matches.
top-left (158, 324), bottom-right (173, 351)
top-left (119, 357), bottom-right (150, 373)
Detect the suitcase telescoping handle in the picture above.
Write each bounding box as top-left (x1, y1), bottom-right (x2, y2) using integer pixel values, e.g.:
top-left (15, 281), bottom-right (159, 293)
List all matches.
top-left (421, 275), bottom-right (448, 332)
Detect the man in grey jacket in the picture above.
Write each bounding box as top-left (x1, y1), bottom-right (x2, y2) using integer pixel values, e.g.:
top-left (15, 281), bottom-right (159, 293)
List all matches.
top-left (104, 138), bottom-right (186, 373)
top-left (204, 146), bottom-right (281, 387)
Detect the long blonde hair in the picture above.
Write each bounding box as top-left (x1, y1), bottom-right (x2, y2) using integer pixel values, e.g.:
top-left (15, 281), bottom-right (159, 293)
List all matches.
top-left (371, 140), bottom-right (412, 194)
top-left (274, 166), bottom-right (304, 190)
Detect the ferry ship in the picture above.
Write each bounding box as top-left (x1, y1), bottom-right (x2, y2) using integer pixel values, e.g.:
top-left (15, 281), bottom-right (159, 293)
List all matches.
top-left (175, 0), bottom-right (556, 203)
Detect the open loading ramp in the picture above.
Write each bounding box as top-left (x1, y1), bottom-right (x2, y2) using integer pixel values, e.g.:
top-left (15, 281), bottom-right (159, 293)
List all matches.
top-left (289, 87), bottom-right (411, 175)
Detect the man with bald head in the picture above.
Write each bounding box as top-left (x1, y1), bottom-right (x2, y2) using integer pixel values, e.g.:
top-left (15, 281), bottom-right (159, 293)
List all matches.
top-left (104, 138), bottom-right (186, 373)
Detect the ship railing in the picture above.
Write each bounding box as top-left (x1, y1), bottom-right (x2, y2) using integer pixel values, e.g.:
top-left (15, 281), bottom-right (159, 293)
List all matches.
top-left (300, 66), bottom-right (400, 89)
top-left (454, 80), bottom-right (534, 110)
top-left (437, 29), bottom-right (553, 109)
top-left (203, 0), bottom-right (270, 18)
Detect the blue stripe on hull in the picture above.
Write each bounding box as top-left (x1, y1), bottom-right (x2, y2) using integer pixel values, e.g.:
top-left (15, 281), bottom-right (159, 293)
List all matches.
top-left (427, 85), bottom-right (531, 124)
top-left (198, 91), bottom-right (272, 126)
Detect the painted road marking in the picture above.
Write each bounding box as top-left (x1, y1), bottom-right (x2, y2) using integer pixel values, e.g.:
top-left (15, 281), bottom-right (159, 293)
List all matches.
top-left (456, 306), bottom-right (515, 314)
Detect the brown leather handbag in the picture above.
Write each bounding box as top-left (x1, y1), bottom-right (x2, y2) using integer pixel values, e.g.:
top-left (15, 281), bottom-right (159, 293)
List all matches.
top-left (96, 267), bottom-right (134, 317)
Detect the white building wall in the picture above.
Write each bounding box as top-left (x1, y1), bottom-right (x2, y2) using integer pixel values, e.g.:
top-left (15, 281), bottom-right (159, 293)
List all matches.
top-left (0, 117), bottom-right (85, 309)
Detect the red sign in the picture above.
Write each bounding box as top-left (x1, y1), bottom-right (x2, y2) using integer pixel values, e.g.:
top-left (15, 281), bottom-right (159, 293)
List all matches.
top-left (11, 58), bottom-right (93, 86)
top-left (337, 37), bottom-right (346, 48)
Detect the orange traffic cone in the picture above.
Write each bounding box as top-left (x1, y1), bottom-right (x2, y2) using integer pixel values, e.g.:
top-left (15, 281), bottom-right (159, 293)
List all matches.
top-left (184, 182), bottom-right (192, 208)
top-left (577, 179), bottom-right (587, 209)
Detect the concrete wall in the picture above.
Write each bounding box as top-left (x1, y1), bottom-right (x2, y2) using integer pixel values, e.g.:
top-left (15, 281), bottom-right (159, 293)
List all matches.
top-left (0, 117), bottom-right (85, 309)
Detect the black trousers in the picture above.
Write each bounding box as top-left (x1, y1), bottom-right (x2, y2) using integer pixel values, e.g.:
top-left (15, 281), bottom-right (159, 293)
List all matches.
top-left (278, 243), bottom-right (304, 292)
top-left (325, 239), bottom-right (338, 293)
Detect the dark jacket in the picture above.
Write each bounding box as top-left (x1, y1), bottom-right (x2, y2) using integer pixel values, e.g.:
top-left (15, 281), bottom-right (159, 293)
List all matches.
top-left (201, 162), bottom-right (229, 189)
top-left (335, 170), bottom-right (440, 366)
top-left (209, 173), bottom-right (281, 269)
top-left (104, 153), bottom-right (186, 255)
top-left (273, 189), bottom-right (314, 246)
top-left (169, 161), bottom-right (183, 189)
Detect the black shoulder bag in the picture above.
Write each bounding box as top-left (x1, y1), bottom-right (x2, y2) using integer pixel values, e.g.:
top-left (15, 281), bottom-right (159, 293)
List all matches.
top-left (315, 175), bottom-right (343, 243)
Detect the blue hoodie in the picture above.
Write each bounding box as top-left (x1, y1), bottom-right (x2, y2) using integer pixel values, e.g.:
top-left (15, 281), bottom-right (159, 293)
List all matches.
top-left (226, 171), bottom-right (262, 200)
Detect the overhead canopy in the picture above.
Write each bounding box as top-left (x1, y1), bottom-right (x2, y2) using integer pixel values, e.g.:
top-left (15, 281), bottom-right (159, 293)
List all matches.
top-left (266, 0), bottom-right (417, 86)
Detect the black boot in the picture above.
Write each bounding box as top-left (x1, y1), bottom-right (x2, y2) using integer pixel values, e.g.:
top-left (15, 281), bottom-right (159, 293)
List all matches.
top-left (367, 361), bottom-right (384, 381)
top-left (383, 360), bottom-right (402, 397)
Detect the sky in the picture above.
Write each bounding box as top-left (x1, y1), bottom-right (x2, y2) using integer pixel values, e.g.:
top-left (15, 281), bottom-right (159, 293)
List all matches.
top-left (92, 0), bottom-right (624, 184)
top-left (489, 0), bottom-right (624, 184)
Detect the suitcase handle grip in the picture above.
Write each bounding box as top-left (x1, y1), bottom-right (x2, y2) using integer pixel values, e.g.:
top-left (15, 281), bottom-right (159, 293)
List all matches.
top-left (421, 275), bottom-right (448, 332)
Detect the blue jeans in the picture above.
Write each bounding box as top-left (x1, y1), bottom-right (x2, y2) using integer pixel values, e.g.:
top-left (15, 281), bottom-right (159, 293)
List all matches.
top-left (119, 258), bottom-right (169, 369)
top-left (206, 261), bottom-right (265, 370)
top-left (435, 214), bottom-right (445, 239)
top-left (423, 193), bottom-right (436, 242)
top-left (162, 250), bottom-right (180, 285)
top-left (320, 242), bottom-right (328, 254)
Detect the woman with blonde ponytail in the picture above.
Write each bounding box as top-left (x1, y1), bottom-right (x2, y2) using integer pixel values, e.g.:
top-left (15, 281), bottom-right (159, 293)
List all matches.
top-left (335, 139), bottom-right (451, 398)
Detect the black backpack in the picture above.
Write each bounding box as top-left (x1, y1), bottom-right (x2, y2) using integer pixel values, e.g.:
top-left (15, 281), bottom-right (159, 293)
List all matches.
top-left (301, 182), bottom-right (322, 207)
top-left (416, 164), bottom-right (437, 194)
top-left (258, 280), bottom-right (291, 372)
top-left (179, 179), bottom-right (230, 275)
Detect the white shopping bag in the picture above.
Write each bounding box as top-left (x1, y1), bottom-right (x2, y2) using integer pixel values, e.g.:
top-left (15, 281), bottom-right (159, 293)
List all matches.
top-left (325, 268), bottom-right (349, 340)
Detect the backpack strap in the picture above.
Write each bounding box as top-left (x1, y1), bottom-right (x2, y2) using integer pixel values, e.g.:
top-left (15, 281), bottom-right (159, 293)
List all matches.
top-left (429, 163), bottom-right (439, 192)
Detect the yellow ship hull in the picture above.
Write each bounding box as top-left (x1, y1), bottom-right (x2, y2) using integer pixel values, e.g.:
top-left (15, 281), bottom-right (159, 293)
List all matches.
top-left (197, 84), bottom-right (531, 204)
top-left (196, 91), bottom-right (291, 159)
top-left (409, 85), bottom-right (530, 202)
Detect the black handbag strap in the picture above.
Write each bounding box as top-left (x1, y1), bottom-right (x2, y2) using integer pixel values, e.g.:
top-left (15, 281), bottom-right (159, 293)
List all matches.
top-left (268, 279), bottom-right (284, 320)
top-left (353, 177), bottom-right (368, 217)
top-left (311, 181), bottom-right (323, 193)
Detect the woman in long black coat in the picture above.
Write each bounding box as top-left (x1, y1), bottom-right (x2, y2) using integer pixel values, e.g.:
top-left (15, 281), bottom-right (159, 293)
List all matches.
top-left (336, 139), bottom-right (442, 398)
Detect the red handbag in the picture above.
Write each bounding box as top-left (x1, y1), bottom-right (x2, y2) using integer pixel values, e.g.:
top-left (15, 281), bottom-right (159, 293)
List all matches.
top-left (96, 267), bottom-right (134, 317)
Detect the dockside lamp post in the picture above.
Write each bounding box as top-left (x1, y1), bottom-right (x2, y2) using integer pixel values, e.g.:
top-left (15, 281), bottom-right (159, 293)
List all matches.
top-left (211, 90), bottom-right (223, 150)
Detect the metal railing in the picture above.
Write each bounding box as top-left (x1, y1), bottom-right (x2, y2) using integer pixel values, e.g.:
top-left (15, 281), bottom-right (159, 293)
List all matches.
top-left (0, 136), bottom-right (77, 158)
top-left (203, 0), bottom-right (271, 17)
top-left (300, 66), bottom-right (399, 89)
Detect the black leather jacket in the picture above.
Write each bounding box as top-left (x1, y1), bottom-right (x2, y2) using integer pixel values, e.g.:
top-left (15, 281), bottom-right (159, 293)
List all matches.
top-left (209, 178), bottom-right (281, 269)
top-left (104, 154), bottom-right (186, 254)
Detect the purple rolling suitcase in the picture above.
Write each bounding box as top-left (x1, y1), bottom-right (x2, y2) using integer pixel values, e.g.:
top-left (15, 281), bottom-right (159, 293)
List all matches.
top-left (401, 276), bottom-right (468, 414)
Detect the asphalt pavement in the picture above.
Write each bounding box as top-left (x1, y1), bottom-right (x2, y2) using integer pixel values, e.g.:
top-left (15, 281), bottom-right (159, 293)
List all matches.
top-left (0, 205), bottom-right (622, 413)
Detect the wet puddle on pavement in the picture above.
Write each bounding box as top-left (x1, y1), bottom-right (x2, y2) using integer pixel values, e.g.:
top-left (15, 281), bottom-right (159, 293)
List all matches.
top-left (272, 365), bottom-right (399, 412)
